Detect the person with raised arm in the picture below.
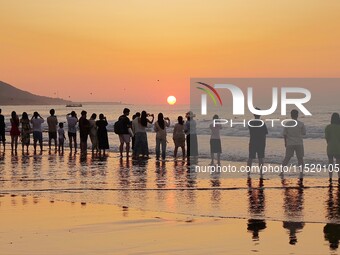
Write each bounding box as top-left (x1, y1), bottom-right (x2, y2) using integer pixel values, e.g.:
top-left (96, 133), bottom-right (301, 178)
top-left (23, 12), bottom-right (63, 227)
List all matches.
top-left (31, 111), bottom-right (44, 154)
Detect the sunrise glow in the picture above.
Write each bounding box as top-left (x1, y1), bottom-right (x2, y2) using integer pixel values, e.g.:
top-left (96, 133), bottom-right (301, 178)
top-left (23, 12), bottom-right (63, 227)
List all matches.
top-left (167, 95), bottom-right (176, 105)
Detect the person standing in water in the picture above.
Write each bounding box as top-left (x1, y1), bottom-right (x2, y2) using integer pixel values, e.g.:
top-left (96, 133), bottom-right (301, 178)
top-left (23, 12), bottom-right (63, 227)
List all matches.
top-left (173, 116), bottom-right (185, 160)
top-left (210, 114), bottom-right (222, 165)
top-left (66, 111), bottom-right (78, 153)
top-left (281, 109), bottom-right (306, 177)
top-left (96, 113), bottom-right (109, 156)
top-left (88, 113), bottom-right (98, 155)
top-left (10, 111), bottom-right (21, 154)
top-left (134, 111), bottom-right (154, 159)
top-left (47, 109), bottom-right (58, 152)
top-left (31, 112), bottom-right (44, 154)
top-left (79, 110), bottom-right (91, 155)
top-left (0, 109), bottom-right (6, 151)
top-left (20, 112), bottom-right (31, 154)
top-left (247, 109), bottom-right (268, 178)
top-left (118, 108), bottom-right (131, 158)
top-left (325, 113), bottom-right (340, 180)
top-left (58, 122), bottom-right (66, 154)
top-left (131, 112), bottom-right (140, 157)
top-left (184, 111), bottom-right (198, 164)
top-left (154, 113), bottom-right (170, 160)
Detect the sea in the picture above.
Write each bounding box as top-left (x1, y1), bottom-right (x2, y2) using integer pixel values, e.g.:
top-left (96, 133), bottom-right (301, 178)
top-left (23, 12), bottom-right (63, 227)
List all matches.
top-left (0, 103), bottom-right (336, 165)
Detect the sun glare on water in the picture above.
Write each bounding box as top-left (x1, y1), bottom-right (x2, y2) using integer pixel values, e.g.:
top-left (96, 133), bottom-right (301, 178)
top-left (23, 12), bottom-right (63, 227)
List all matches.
top-left (167, 95), bottom-right (176, 105)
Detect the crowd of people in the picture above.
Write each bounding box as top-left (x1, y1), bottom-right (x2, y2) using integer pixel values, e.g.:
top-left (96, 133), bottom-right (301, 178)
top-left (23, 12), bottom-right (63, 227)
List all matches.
top-left (1, 107), bottom-right (340, 177)
top-left (0, 108), bottom-right (197, 162)
top-left (209, 109), bottom-right (340, 179)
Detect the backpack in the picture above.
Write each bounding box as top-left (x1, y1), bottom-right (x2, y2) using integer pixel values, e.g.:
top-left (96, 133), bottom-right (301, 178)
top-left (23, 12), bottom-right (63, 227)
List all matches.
top-left (114, 118), bottom-right (124, 134)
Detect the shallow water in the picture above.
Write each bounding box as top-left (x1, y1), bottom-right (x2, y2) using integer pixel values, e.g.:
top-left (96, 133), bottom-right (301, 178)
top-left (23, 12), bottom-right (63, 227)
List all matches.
top-left (0, 150), bottom-right (339, 225)
top-left (0, 103), bottom-right (334, 164)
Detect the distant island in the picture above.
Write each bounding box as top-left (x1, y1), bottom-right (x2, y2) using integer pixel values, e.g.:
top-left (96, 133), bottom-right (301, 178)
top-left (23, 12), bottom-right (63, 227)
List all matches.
top-left (0, 81), bottom-right (125, 106)
top-left (0, 81), bottom-right (71, 105)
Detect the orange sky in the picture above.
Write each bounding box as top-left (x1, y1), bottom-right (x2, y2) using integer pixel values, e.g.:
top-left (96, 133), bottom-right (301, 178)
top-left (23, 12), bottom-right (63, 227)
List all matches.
top-left (1, 1), bottom-right (340, 104)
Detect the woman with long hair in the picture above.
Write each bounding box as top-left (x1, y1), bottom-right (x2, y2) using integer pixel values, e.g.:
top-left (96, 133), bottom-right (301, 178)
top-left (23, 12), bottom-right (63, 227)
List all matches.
top-left (154, 113), bottom-right (170, 160)
top-left (20, 112), bottom-right (31, 154)
top-left (173, 116), bottom-right (185, 159)
top-left (96, 113), bottom-right (109, 156)
top-left (10, 111), bottom-right (20, 154)
top-left (325, 112), bottom-right (340, 180)
top-left (89, 113), bottom-right (98, 155)
top-left (134, 111), bottom-right (154, 159)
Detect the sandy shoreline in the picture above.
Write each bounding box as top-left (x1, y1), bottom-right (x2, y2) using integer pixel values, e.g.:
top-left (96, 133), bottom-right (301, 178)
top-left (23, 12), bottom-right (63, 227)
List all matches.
top-left (1, 150), bottom-right (340, 254)
top-left (0, 194), bottom-right (336, 255)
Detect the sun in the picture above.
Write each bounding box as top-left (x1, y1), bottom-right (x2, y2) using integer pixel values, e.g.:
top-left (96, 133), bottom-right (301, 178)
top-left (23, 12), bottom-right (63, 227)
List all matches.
top-left (167, 95), bottom-right (176, 105)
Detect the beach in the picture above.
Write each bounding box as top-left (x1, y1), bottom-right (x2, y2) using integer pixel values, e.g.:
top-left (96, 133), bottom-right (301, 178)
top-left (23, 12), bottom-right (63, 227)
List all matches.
top-left (0, 193), bottom-right (335, 255)
top-left (1, 148), bottom-right (340, 254)
top-left (0, 104), bottom-right (340, 254)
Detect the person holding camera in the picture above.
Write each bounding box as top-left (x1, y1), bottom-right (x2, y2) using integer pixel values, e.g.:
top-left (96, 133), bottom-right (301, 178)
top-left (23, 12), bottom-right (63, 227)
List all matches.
top-left (31, 111), bottom-right (44, 154)
top-left (133, 110), bottom-right (154, 159)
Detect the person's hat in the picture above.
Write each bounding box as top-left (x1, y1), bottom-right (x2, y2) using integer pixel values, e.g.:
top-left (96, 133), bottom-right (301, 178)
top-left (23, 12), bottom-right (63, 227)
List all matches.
top-left (186, 111), bottom-right (196, 118)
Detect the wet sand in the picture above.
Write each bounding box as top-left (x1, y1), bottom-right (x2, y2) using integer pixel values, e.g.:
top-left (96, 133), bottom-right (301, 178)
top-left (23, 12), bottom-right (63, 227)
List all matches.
top-left (0, 194), bottom-right (335, 255)
top-left (1, 150), bottom-right (340, 254)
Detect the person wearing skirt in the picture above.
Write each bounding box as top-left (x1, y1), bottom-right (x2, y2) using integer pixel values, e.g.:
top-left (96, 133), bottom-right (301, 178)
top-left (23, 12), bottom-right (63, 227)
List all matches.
top-left (10, 111), bottom-right (21, 154)
top-left (20, 112), bottom-right (31, 154)
top-left (133, 111), bottom-right (154, 159)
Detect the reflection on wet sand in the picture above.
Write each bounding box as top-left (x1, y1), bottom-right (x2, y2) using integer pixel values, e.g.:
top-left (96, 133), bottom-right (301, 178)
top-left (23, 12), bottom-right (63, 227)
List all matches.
top-left (2, 152), bottom-right (340, 253)
top-left (282, 178), bottom-right (305, 245)
top-left (247, 178), bottom-right (266, 241)
top-left (324, 181), bottom-right (340, 250)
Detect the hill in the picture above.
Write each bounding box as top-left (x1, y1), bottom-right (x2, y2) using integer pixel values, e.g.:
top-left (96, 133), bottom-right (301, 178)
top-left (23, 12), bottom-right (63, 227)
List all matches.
top-left (0, 81), bottom-right (71, 105)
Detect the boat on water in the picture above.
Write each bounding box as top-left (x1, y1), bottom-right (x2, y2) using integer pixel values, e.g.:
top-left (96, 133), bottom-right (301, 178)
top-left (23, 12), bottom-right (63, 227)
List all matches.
top-left (66, 104), bottom-right (82, 107)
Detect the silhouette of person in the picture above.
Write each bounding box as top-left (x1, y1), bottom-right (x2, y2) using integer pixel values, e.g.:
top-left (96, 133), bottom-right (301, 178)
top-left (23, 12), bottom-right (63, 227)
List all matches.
top-left (96, 113), bottom-right (109, 156)
top-left (0, 108), bottom-right (5, 151)
top-left (10, 111), bottom-right (20, 154)
top-left (58, 122), bottom-right (66, 154)
top-left (281, 109), bottom-right (306, 177)
top-left (133, 110), bottom-right (154, 159)
top-left (20, 112), bottom-right (31, 154)
top-left (247, 178), bottom-right (266, 241)
top-left (210, 114), bottom-right (222, 165)
top-left (282, 179), bottom-right (305, 245)
top-left (47, 109), bottom-right (58, 152)
top-left (131, 112), bottom-right (140, 157)
top-left (89, 113), bottom-right (98, 155)
top-left (30, 112), bottom-right (44, 154)
top-left (154, 113), bottom-right (170, 160)
top-left (184, 111), bottom-right (198, 165)
top-left (325, 113), bottom-right (340, 180)
top-left (247, 108), bottom-right (268, 178)
top-left (79, 110), bottom-right (90, 155)
top-left (66, 111), bottom-right (78, 153)
top-left (118, 108), bottom-right (132, 158)
top-left (173, 116), bottom-right (185, 160)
